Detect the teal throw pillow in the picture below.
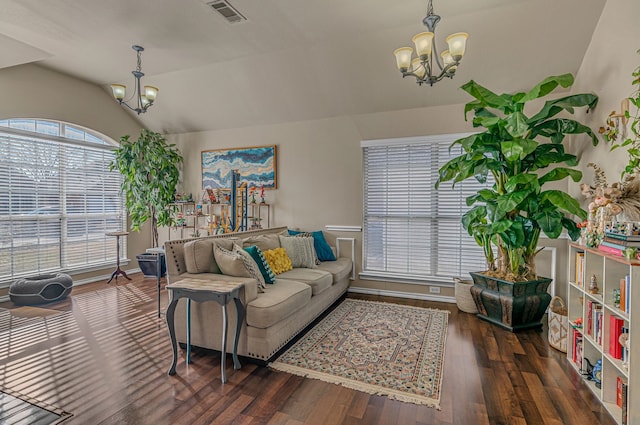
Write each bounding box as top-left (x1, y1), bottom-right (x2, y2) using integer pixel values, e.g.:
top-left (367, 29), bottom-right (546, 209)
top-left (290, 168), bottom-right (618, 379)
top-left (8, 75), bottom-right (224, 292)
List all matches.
top-left (288, 229), bottom-right (336, 261)
top-left (244, 245), bottom-right (276, 284)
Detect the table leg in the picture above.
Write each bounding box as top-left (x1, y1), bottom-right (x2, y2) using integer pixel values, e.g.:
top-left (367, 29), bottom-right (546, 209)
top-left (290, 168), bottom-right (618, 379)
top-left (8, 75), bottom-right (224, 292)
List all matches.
top-left (156, 254), bottom-right (161, 318)
top-left (221, 302), bottom-right (228, 383)
top-left (165, 292), bottom-right (179, 376)
top-left (186, 299), bottom-right (192, 364)
top-left (232, 297), bottom-right (244, 370)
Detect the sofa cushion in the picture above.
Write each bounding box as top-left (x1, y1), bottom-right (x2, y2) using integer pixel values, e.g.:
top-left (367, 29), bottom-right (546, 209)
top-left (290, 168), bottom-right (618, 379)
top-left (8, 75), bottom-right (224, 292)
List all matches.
top-left (263, 247), bottom-right (293, 275)
top-left (241, 233), bottom-right (281, 251)
top-left (214, 244), bottom-right (266, 292)
top-left (277, 268), bottom-right (332, 296)
top-left (246, 280), bottom-right (312, 329)
top-left (288, 230), bottom-right (336, 261)
top-left (183, 238), bottom-right (235, 274)
top-left (279, 236), bottom-right (317, 269)
top-left (316, 257), bottom-right (352, 283)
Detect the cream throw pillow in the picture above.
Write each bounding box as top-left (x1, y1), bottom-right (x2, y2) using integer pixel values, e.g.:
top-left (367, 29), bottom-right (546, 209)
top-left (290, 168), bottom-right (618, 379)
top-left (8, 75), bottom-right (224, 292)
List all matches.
top-left (213, 244), bottom-right (266, 292)
top-left (278, 235), bottom-right (317, 269)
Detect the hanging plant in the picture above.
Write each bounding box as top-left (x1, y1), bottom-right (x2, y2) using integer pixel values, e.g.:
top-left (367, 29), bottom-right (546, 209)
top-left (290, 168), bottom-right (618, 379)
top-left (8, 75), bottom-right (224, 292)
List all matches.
top-left (607, 49), bottom-right (640, 177)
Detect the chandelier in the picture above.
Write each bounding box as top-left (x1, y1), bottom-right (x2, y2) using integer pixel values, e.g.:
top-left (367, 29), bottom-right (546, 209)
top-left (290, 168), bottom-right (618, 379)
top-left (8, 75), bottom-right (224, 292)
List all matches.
top-left (111, 45), bottom-right (159, 114)
top-left (393, 0), bottom-right (468, 86)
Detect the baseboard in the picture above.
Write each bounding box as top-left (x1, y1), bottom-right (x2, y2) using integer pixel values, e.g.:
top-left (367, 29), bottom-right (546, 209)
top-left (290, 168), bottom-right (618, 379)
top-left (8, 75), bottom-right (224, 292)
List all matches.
top-left (347, 286), bottom-right (455, 304)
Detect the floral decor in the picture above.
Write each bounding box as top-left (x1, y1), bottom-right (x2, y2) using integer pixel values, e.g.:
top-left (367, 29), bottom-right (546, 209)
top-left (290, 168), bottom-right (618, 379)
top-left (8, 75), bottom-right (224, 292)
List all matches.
top-left (580, 162), bottom-right (640, 246)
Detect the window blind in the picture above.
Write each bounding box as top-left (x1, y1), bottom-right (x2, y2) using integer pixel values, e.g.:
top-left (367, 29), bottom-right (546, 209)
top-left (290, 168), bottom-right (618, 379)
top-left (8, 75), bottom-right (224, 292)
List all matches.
top-left (361, 134), bottom-right (491, 285)
top-left (0, 120), bottom-right (125, 285)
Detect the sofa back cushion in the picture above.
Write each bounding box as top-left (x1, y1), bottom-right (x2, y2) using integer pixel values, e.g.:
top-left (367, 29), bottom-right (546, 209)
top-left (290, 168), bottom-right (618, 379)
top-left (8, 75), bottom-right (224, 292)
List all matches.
top-left (241, 233), bottom-right (282, 251)
top-left (183, 238), bottom-right (235, 274)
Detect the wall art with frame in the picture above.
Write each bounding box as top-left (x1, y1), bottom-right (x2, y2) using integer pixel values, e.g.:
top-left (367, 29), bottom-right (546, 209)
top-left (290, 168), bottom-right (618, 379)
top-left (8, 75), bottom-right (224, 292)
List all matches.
top-left (201, 145), bottom-right (277, 189)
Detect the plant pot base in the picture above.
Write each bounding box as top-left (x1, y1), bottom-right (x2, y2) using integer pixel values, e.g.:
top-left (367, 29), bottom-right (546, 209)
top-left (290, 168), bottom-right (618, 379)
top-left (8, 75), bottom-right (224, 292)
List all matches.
top-left (469, 272), bottom-right (552, 333)
top-left (474, 312), bottom-right (543, 332)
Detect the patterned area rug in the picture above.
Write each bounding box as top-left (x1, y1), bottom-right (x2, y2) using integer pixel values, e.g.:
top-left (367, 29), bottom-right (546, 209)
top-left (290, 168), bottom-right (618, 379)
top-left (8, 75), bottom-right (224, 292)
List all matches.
top-left (270, 299), bottom-right (449, 408)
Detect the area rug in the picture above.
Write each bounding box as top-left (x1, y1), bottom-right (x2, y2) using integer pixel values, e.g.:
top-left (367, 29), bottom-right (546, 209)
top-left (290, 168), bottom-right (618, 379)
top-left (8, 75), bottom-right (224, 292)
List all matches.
top-left (0, 385), bottom-right (72, 424)
top-left (270, 299), bottom-right (449, 408)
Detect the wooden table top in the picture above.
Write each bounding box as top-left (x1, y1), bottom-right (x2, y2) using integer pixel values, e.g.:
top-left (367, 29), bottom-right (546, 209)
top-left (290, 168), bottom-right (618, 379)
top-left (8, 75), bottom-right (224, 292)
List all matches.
top-left (106, 231), bottom-right (129, 237)
top-left (167, 278), bottom-right (244, 293)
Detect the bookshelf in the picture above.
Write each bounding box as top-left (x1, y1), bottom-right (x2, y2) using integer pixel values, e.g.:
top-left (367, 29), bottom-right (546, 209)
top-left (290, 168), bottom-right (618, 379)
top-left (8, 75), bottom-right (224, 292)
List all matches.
top-left (568, 243), bottom-right (638, 425)
top-left (167, 202), bottom-right (273, 240)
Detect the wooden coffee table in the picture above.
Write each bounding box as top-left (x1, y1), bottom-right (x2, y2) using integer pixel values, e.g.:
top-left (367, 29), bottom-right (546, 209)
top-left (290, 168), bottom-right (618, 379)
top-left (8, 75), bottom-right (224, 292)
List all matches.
top-left (165, 278), bottom-right (245, 383)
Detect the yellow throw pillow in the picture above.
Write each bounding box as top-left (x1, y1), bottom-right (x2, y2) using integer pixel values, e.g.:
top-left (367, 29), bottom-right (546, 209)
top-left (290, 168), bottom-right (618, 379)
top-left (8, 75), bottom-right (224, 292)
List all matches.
top-left (262, 247), bottom-right (293, 275)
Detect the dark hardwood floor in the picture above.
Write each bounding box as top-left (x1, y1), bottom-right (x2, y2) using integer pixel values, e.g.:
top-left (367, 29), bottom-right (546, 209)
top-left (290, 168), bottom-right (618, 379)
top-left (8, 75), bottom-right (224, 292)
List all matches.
top-left (0, 273), bottom-right (615, 425)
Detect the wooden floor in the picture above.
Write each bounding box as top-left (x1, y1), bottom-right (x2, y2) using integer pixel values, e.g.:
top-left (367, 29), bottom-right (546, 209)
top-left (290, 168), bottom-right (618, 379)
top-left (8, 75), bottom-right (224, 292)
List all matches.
top-left (0, 273), bottom-right (615, 425)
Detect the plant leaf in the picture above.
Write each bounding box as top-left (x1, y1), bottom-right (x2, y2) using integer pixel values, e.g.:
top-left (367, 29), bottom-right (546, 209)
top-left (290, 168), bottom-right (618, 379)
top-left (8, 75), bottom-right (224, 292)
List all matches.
top-left (461, 80), bottom-right (510, 110)
top-left (520, 74), bottom-right (574, 103)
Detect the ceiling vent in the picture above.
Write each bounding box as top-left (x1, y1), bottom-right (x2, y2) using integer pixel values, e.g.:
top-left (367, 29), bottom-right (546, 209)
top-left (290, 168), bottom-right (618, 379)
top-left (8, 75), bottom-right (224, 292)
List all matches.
top-left (207, 0), bottom-right (247, 24)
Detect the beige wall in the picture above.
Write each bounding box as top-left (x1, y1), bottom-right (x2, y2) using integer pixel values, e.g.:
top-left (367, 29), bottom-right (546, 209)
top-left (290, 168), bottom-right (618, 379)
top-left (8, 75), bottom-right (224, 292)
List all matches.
top-left (167, 103), bottom-right (477, 300)
top-left (0, 63), bottom-right (149, 284)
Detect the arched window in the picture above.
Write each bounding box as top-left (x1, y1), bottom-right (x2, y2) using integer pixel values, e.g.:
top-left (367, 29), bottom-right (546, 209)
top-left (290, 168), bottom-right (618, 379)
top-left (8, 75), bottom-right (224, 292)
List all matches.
top-left (0, 119), bottom-right (126, 284)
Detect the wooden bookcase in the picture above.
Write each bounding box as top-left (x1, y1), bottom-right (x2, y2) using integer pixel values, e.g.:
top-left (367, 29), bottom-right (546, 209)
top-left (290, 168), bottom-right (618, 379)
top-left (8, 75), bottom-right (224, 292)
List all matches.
top-left (568, 243), bottom-right (638, 424)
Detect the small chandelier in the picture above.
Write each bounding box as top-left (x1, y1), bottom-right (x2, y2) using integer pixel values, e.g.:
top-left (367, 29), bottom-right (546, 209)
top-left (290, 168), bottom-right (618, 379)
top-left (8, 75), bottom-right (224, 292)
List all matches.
top-left (393, 0), bottom-right (468, 86)
top-left (111, 45), bottom-right (159, 114)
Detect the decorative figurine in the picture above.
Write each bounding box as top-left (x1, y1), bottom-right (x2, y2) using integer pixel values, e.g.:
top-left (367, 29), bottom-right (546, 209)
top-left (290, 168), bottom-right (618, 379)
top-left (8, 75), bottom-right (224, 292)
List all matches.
top-left (589, 274), bottom-right (599, 295)
top-left (260, 185), bottom-right (266, 204)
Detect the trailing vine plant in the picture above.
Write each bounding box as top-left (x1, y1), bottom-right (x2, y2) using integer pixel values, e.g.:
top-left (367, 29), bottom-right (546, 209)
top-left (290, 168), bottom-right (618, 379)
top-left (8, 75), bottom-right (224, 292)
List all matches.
top-left (606, 49), bottom-right (640, 177)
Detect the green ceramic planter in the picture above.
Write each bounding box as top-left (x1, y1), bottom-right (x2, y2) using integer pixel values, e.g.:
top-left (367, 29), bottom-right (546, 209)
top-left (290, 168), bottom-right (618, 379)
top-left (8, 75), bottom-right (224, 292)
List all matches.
top-left (469, 272), bottom-right (552, 332)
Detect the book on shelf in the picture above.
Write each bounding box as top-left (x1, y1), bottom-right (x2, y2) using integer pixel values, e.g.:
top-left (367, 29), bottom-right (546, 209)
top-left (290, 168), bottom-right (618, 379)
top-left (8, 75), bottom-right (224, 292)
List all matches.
top-left (586, 300), bottom-right (593, 337)
top-left (597, 244), bottom-right (624, 256)
top-left (620, 278), bottom-right (627, 314)
top-left (617, 376), bottom-right (625, 408)
top-left (575, 252), bottom-right (585, 286)
top-left (603, 237), bottom-right (640, 248)
top-left (625, 275), bottom-right (631, 313)
top-left (601, 240), bottom-right (628, 250)
top-left (610, 316), bottom-right (625, 360)
top-left (605, 231), bottom-right (640, 242)
top-left (622, 381), bottom-right (629, 425)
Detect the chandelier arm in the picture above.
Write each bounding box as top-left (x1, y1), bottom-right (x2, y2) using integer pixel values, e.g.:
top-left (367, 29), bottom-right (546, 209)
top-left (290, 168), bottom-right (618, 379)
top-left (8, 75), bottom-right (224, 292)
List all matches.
top-left (431, 41), bottom-right (444, 72)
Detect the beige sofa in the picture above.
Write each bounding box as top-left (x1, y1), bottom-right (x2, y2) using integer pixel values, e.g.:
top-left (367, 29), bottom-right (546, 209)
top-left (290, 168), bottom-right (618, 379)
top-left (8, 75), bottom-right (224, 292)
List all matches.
top-left (164, 226), bottom-right (352, 362)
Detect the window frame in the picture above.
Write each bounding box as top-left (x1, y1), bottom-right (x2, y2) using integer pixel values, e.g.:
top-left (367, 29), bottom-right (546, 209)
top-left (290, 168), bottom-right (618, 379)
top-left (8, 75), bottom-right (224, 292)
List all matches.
top-left (360, 132), bottom-right (492, 286)
top-left (0, 119), bottom-right (126, 286)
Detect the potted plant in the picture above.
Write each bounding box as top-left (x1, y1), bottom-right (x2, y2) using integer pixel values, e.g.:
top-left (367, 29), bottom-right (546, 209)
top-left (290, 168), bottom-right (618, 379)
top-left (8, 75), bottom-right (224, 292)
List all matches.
top-left (110, 129), bottom-right (183, 277)
top-left (436, 74), bottom-right (599, 331)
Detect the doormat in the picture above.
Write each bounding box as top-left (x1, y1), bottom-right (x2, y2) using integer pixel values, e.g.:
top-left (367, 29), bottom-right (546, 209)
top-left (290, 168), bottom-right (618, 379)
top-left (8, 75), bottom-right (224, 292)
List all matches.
top-left (270, 299), bottom-right (449, 408)
top-left (0, 385), bottom-right (72, 424)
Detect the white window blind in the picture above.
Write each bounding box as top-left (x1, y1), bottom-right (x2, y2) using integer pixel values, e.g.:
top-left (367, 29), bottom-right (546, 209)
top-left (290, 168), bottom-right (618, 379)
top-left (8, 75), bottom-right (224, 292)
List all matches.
top-left (361, 134), bottom-right (491, 285)
top-left (0, 119), bottom-right (126, 285)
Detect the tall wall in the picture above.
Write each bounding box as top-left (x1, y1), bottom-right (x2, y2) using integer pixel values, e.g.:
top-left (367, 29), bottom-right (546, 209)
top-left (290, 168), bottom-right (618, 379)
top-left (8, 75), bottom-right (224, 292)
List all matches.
top-left (0, 63), bottom-right (148, 287)
top-left (570, 0), bottom-right (640, 186)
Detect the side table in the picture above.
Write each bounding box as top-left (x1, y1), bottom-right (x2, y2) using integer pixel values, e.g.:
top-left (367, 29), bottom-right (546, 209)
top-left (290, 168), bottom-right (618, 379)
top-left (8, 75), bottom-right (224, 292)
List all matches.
top-left (165, 278), bottom-right (245, 383)
top-left (105, 231), bottom-right (131, 284)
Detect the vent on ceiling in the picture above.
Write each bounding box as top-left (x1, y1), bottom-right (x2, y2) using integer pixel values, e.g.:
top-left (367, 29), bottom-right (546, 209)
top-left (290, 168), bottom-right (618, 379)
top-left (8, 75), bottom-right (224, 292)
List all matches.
top-left (207, 0), bottom-right (247, 24)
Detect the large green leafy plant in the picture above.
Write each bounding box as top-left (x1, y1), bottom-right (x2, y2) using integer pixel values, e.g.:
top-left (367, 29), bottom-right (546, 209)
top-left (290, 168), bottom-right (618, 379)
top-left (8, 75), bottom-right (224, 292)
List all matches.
top-left (111, 129), bottom-right (183, 247)
top-left (436, 74), bottom-right (599, 281)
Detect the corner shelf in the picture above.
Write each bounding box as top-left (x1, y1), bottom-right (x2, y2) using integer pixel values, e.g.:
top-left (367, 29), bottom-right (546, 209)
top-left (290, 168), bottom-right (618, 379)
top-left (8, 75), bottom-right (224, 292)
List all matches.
top-left (568, 243), bottom-right (637, 425)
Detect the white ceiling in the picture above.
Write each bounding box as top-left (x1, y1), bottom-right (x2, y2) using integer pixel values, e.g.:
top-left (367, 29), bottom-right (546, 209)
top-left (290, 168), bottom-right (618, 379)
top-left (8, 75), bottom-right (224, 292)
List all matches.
top-left (0, 0), bottom-right (607, 135)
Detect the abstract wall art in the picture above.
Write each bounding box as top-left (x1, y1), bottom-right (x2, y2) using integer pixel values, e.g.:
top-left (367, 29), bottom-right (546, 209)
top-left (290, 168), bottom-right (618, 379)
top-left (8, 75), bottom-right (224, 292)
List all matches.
top-left (201, 145), bottom-right (277, 189)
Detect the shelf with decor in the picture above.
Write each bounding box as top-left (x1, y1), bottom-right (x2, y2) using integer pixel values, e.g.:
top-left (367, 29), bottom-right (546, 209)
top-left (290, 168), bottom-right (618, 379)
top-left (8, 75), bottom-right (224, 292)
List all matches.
top-left (166, 201), bottom-right (274, 240)
top-left (568, 243), bottom-right (638, 425)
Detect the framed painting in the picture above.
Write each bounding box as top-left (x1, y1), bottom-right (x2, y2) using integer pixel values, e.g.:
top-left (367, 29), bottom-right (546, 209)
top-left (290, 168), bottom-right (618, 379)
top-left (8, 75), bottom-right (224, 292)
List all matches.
top-left (201, 145), bottom-right (277, 190)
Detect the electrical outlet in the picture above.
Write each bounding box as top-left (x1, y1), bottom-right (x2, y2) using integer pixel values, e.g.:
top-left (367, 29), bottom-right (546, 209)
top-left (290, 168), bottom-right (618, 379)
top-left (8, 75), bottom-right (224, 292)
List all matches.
top-left (429, 286), bottom-right (441, 294)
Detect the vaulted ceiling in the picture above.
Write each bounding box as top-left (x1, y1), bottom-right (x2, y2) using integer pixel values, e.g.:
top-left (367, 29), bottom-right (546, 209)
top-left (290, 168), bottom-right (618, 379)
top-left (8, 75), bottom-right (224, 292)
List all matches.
top-left (0, 0), bottom-right (606, 134)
